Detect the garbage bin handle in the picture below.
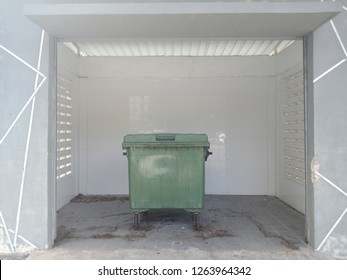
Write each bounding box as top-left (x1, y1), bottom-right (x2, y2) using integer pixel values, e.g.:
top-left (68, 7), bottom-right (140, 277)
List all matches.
top-left (156, 134), bottom-right (176, 141)
top-left (205, 150), bottom-right (212, 161)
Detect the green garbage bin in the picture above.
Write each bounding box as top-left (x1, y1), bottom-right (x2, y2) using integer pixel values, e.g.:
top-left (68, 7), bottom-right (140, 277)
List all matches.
top-left (122, 133), bottom-right (211, 230)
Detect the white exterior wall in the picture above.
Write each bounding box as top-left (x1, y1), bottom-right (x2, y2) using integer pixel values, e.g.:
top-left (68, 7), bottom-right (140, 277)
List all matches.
top-left (0, 0), bottom-right (56, 252)
top-left (307, 1), bottom-right (347, 257)
top-left (77, 56), bottom-right (277, 196)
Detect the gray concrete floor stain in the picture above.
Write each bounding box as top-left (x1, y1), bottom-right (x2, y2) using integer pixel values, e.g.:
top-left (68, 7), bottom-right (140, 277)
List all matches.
top-left (24, 195), bottom-right (333, 260)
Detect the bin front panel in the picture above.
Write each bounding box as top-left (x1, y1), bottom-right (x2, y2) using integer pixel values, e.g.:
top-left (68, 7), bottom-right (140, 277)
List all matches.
top-left (127, 146), bottom-right (205, 211)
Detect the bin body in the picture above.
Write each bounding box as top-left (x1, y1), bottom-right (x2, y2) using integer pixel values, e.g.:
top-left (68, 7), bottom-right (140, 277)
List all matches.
top-left (122, 134), bottom-right (210, 213)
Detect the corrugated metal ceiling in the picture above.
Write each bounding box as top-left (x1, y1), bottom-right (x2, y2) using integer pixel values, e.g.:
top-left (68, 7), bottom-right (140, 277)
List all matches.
top-left (65, 39), bottom-right (295, 57)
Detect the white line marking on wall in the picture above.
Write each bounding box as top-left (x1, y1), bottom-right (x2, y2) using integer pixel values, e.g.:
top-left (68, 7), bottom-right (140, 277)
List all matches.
top-left (313, 58), bottom-right (346, 83)
top-left (330, 20), bottom-right (347, 58)
top-left (313, 169), bottom-right (347, 251)
top-left (13, 31), bottom-right (45, 249)
top-left (16, 234), bottom-right (38, 249)
top-left (0, 41), bottom-right (48, 145)
top-left (34, 32), bottom-right (45, 90)
top-left (0, 45), bottom-right (45, 78)
top-left (317, 208), bottom-right (347, 251)
top-left (343, 6), bottom-right (347, 11)
top-left (314, 171), bottom-right (347, 197)
top-left (0, 77), bottom-right (46, 145)
top-left (0, 224), bottom-right (38, 249)
top-left (0, 212), bottom-right (15, 253)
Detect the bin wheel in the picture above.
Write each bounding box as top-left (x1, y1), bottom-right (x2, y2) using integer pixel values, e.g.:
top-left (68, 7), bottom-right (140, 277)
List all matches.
top-left (134, 213), bottom-right (139, 229)
top-left (193, 212), bottom-right (201, 231)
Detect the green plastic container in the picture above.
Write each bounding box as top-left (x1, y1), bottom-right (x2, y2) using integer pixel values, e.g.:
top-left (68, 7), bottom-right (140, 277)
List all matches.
top-left (122, 133), bottom-right (211, 229)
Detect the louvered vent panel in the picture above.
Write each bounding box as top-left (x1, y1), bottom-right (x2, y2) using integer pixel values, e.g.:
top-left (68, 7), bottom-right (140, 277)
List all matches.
top-left (282, 70), bottom-right (305, 184)
top-left (56, 74), bottom-right (73, 180)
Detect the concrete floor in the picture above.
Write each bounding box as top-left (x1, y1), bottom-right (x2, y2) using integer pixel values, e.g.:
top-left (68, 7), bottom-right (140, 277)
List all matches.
top-left (27, 195), bottom-right (332, 260)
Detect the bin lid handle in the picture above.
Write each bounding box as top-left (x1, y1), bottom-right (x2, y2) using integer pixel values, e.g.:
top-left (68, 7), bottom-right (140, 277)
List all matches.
top-left (156, 134), bottom-right (176, 141)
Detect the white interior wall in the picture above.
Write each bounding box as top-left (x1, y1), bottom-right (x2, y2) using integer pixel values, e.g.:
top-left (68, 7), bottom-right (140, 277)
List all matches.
top-left (77, 56), bottom-right (277, 196)
top-left (57, 42), bottom-right (305, 210)
top-left (56, 43), bottom-right (79, 210)
top-left (276, 41), bottom-right (305, 213)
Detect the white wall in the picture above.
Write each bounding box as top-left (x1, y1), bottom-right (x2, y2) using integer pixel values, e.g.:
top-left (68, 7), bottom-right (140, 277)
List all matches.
top-left (77, 56), bottom-right (277, 195)
top-left (56, 43), bottom-right (79, 209)
top-left (276, 41), bottom-right (305, 213)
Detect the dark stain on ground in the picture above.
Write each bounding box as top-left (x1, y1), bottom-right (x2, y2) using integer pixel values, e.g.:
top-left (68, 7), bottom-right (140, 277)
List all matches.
top-left (69, 233), bottom-right (145, 240)
top-left (92, 233), bottom-right (118, 239)
top-left (57, 225), bottom-right (147, 241)
top-left (90, 231), bottom-right (147, 240)
top-left (56, 226), bottom-right (76, 242)
top-left (100, 213), bottom-right (132, 219)
top-left (196, 229), bottom-right (236, 239)
top-left (280, 237), bottom-right (301, 250)
top-left (248, 216), bottom-right (300, 250)
top-left (71, 194), bottom-right (129, 203)
top-left (195, 216), bottom-right (237, 238)
top-left (136, 224), bottom-right (155, 232)
top-left (84, 226), bottom-right (118, 231)
top-left (126, 231), bottom-right (147, 241)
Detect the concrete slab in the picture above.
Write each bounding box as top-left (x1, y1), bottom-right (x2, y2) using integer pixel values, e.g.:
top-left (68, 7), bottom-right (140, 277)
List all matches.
top-left (27, 195), bottom-right (333, 260)
top-left (24, 1), bottom-right (341, 39)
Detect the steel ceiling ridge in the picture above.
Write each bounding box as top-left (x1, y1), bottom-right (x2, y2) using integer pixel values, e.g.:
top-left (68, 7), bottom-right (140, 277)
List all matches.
top-left (65, 39), bottom-right (296, 57)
